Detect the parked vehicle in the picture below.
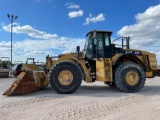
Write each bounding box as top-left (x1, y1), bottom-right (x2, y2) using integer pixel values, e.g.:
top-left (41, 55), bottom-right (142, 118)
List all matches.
top-left (0, 57), bottom-right (10, 78)
top-left (13, 59), bottom-right (45, 77)
top-left (13, 63), bottom-right (22, 77)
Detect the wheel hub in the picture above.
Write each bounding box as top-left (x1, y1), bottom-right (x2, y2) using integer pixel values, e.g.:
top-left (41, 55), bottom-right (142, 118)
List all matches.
top-left (125, 71), bottom-right (139, 86)
top-left (58, 70), bottom-right (73, 86)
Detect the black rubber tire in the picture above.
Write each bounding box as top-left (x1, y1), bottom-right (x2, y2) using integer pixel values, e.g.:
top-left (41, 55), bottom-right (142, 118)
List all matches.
top-left (49, 60), bottom-right (82, 94)
top-left (114, 62), bottom-right (146, 93)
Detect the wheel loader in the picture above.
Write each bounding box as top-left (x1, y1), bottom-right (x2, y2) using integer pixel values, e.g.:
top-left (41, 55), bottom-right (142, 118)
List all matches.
top-left (3, 30), bottom-right (160, 95)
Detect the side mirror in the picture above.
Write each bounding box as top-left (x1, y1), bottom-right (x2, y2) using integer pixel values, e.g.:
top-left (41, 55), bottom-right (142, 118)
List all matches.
top-left (77, 46), bottom-right (80, 52)
top-left (77, 46), bottom-right (80, 58)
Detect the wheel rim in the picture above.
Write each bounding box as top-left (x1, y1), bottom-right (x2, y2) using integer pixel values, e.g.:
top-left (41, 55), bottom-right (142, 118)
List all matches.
top-left (125, 71), bottom-right (139, 86)
top-left (58, 70), bottom-right (73, 86)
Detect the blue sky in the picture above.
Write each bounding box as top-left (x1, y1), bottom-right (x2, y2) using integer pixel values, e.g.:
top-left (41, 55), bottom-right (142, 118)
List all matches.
top-left (0, 0), bottom-right (160, 64)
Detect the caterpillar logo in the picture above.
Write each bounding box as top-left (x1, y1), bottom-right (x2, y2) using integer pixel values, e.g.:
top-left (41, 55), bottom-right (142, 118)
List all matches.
top-left (124, 50), bottom-right (142, 56)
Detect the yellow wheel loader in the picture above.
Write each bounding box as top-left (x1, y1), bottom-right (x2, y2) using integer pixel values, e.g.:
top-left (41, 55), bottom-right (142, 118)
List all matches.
top-left (3, 30), bottom-right (160, 95)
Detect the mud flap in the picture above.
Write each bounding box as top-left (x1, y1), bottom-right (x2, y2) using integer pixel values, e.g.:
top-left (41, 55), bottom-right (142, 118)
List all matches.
top-left (3, 71), bottom-right (35, 95)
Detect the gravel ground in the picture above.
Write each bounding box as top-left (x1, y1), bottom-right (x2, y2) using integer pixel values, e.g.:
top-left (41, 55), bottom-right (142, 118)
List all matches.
top-left (0, 77), bottom-right (160, 120)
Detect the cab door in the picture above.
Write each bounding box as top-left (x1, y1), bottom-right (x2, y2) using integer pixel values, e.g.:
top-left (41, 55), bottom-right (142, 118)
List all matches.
top-left (93, 32), bottom-right (112, 58)
top-left (94, 33), bottom-right (104, 58)
top-left (94, 32), bottom-right (112, 82)
top-left (104, 33), bottom-right (112, 58)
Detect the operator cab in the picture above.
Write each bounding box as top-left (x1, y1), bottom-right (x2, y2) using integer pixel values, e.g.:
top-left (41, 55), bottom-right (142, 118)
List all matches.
top-left (84, 30), bottom-right (122, 59)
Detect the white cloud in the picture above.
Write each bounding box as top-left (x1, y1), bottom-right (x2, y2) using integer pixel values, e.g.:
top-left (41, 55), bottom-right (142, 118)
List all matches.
top-left (68, 10), bottom-right (83, 18)
top-left (65, 2), bottom-right (80, 9)
top-left (117, 4), bottom-right (160, 47)
top-left (65, 2), bottom-right (74, 6)
top-left (2, 23), bottom-right (57, 39)
top-left (117, 4), bottom-right (160, 64)
top-left (0, 24), bottom-right (85, 63)
top-left (68, 4), bottom-right (80, 9)
top-left (83, 13), bottom-right (105, 25)
top-left (65, 2), bottom-right (82, 18)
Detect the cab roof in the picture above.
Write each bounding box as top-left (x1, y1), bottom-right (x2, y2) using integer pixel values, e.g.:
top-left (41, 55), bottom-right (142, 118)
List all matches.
top-left (86, 30), bottom-right (112, 37)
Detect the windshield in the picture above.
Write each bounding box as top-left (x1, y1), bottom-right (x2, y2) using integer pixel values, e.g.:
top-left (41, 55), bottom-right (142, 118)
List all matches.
top-left (84, 33), bottom-right (94, 59)
top-left (85, 33), bottom-right (92, 49)
top-left (84, 33), bottom-right (93, 52)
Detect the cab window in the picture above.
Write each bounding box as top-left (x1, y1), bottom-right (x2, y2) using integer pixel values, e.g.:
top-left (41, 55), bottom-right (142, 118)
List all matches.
top-left (85, 33), bottom-right (92, 51)
top-left (104, 33), bottom-right (110, 46)
top-left (96, 33), bottom-right (103, 50)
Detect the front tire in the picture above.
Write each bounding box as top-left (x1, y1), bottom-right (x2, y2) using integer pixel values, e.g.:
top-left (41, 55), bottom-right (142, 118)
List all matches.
top-left (49, 61), bottom-right (82, 94)
top-left (114, 62), bottom-right (145, 93)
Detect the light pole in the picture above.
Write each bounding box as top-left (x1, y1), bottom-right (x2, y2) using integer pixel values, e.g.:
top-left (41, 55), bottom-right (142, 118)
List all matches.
top-left (7, 14), bottom-right (18, 70)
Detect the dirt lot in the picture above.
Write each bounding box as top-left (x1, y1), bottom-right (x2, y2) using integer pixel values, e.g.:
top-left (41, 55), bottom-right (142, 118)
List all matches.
top-left (0, 78), bottom-right (160, 120)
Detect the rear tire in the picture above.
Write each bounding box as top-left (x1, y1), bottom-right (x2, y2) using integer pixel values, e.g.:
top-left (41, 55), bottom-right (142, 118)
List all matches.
top-left (49, 61), bottom-right (82, 94)
top-left (114, 62), bottom-right (145, 93)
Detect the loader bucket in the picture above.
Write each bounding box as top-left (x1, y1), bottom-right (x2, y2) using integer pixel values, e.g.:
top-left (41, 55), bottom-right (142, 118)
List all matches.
top-left (3, 71), bottom-right (35, 95)
top-left (3, 64), bottom-right (49, 96)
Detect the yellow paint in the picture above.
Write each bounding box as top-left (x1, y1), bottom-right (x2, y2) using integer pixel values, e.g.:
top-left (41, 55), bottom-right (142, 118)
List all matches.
top-left (96, 59), bottom-right (105, 81)
top-left (125, 71), bottom-right (139, 86)
top-left (146, 71), bottom-right (153, 78)
top-left (58, 70), bottom-right (73, 86)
